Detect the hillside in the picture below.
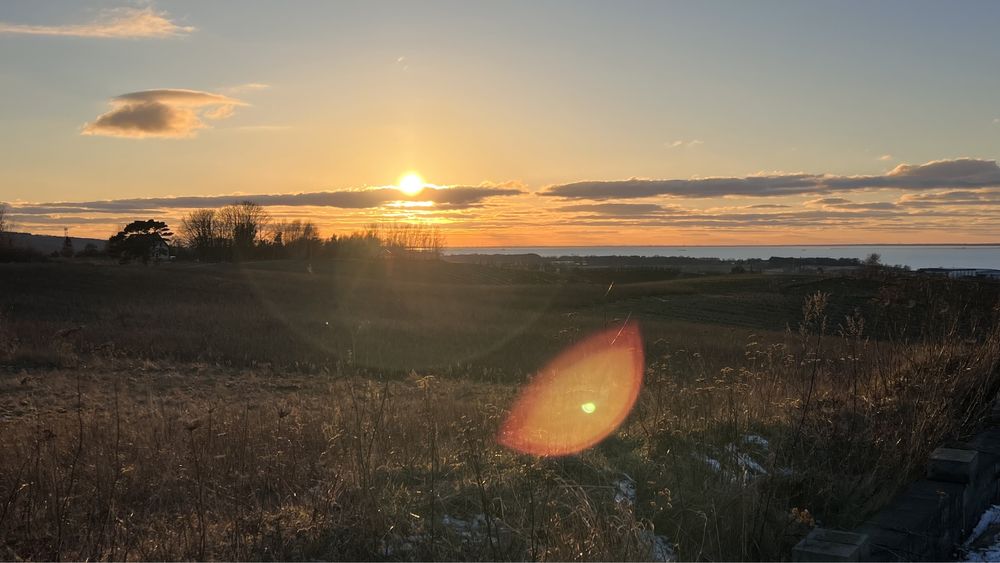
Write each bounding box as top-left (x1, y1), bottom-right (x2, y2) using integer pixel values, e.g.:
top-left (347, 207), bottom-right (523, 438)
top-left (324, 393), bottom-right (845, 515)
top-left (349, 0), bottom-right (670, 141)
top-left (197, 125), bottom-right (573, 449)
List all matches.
top-left (2, 231), bottom-right (106, 255)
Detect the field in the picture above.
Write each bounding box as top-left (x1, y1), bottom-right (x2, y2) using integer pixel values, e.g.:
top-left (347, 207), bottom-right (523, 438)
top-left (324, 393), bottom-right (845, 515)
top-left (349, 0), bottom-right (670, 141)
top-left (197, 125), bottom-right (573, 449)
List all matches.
top-left (1, 259), bottom-right (999, 560)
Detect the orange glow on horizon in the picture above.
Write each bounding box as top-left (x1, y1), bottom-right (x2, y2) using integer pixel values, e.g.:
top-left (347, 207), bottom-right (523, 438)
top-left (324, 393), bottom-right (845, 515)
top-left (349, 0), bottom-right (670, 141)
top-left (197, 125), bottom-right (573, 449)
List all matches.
top-left (498, 323), bottom-right (644, 457)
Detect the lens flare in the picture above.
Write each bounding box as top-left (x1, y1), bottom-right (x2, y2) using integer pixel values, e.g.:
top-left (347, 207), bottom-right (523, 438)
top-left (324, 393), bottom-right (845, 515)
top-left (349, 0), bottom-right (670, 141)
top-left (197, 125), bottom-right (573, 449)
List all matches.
top-left (498, 323), bottom-right (644, 457)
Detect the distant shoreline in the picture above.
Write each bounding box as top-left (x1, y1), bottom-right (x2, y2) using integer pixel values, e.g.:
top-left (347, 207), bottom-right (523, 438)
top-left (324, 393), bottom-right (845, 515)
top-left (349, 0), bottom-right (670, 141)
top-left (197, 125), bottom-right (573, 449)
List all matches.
top-left (449, 243), bottom-right (1000, 249)
top-left (444, 244), bottom-right (1000, 270)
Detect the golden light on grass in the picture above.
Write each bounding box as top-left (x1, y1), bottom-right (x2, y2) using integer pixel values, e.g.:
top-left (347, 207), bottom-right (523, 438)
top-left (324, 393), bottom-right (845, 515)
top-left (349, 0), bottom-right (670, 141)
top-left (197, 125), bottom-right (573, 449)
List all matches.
top-left (397, 172), bottom-right (425, 196)
top-left (498, 323), bottom-right (644, 457)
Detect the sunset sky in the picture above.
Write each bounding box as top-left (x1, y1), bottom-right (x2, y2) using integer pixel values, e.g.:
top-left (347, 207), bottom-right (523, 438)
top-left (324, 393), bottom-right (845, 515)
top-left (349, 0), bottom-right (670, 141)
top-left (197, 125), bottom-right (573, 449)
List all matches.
top-left (2, 1), bottom-right (1000, 245)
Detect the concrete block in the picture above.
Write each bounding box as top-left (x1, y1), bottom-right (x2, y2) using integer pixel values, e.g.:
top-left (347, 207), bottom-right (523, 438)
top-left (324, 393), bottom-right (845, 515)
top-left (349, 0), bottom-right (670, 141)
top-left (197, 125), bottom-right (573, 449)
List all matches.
top-left (862, 480), bottom-right (966, 561)
top-left (854, 524), bottom-right (921, 562)
top-left (793, 528), bottom-right (870, 562)
top-left (988, 400), bottom-right (1000, 424)
top-left (905, 479), bottom-right (965, 533)
top-left (962, 478), bottom-right (996, 533)
top-left (928, 448), bottom-right (980, 484)
top-left (965, 427), bottom-right (1000, 482)
top-left (966, 427), bottom-right (1000, 454)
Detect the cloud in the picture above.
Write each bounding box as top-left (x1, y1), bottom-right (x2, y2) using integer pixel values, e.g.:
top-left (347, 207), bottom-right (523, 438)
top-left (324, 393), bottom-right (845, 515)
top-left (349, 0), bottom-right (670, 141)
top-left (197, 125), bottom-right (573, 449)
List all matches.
top-left (82, 89), bottom-right (246, 138)
top-left (545, 174), bottom-right (822, 199)
top-left (226, 83), bottom-right (270, 93)
top-left (552, 205), bottom-right (989, 231)
top-left (667, 139), bottom-right (704, 148)
top-left (812, 199), bottom-right (898, 211)
top-left (878, 154), bottom-right (893, 161)
top-left (786, 197), bottom-right (900, 211)
top-left (558, 203), bottom-right (676, 216)
top-left (12, 186), bottom-right (526, 217)
top-left (898, 188), bottom-right (1000, 207)
top-left (544, 158), bottom-right (1000, 200)
top-left (0, 7), bottom-right (194, 39)
top-left (805, 197), bottom-right (852, 206)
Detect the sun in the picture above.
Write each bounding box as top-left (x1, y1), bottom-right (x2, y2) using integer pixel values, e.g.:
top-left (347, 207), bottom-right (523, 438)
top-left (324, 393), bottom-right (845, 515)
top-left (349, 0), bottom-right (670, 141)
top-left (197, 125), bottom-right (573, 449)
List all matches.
top-left (397, 172), bottom-right (425, 196)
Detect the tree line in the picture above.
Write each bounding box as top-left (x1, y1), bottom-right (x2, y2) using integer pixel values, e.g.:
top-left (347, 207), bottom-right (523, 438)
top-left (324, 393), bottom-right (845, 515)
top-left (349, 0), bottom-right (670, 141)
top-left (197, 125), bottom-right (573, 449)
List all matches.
top-left (105, 200), bottom-right (444, 263)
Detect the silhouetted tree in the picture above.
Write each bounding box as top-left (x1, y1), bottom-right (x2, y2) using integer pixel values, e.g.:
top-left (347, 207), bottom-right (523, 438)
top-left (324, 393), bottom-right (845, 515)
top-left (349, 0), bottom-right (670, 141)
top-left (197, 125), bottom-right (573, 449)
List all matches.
top-left (179, 209), bottom-right (222, 261)
top-left (108, 220), bottom-right (173, 264)
top-left (77, 243), bottom-right (101, 258)
top-left (369, 222), bottom-right (444, 258)
top-left (219, 201), bottom-right (269, 260)
top-left (0, 202), bottom-right (9, 236)
top-left (0, 201), bottom-right (14, 248)
top-left (862, 252), bottom-right (883, 278)
top-left (271, 219), bottom-right (321, 259)
top-left (335, 227), bottom-right (382, 259)
top-left (0, 202), bottom-right (12, 249)
top-left (60, 232), bottom-right (74, 258)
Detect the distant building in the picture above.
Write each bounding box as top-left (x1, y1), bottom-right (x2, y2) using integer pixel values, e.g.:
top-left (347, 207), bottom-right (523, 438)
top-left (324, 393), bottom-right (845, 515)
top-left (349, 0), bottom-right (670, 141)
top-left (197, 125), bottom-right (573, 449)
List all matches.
top-left (917, 267), bottom-right (1000, 280)
top-left (151, 240), bottom-right (171, 262)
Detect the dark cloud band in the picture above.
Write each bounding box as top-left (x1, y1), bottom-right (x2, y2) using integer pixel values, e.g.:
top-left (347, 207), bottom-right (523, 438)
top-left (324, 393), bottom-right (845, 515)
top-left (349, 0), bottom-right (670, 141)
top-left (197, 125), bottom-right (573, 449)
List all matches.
top-left (544, 158), bottom-right (1000, 200)
top-left (9, 186), bottom-right (525, 216)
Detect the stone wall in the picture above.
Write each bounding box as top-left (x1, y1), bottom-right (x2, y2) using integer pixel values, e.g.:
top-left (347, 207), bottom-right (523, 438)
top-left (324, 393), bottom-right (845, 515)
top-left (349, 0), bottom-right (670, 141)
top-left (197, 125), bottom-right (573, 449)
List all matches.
top-left (793, 403), bottom-right (1000, 561)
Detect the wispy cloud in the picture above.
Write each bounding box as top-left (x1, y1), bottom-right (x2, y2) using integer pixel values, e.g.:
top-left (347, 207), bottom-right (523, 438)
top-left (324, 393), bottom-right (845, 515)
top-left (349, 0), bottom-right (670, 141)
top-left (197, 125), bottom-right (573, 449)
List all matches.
top-left (898, 188), bottom-right (1000, 207)
top-left (544, 158), bottom-right (1000, 200)
top-left (223, 83), bottom-right (271, 95)
top-left (558, 203), bottom-right (678, 217)
top-left (82, 89), bottom-right (246, 139)
top-left (878, 154), bottom-right (893, 161)
top-left (805, 197), bottom-right (898, 211)
top-left (0, 7), bottom-right (194, 39)
top-left (667, 139), bottom-right (704, 148)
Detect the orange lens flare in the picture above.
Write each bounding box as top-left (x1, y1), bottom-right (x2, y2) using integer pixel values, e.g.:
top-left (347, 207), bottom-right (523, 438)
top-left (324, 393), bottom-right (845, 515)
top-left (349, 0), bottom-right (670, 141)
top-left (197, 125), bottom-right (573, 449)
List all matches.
top-left (498, 323), bottom-right (644, 457)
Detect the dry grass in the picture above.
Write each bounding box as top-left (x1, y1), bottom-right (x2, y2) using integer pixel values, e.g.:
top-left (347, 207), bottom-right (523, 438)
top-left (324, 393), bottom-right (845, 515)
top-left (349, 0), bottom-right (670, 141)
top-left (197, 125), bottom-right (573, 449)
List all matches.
top-left (1, 262), bottom-right (999, 560)
top-left (0, 368), bottom-right (659, 560)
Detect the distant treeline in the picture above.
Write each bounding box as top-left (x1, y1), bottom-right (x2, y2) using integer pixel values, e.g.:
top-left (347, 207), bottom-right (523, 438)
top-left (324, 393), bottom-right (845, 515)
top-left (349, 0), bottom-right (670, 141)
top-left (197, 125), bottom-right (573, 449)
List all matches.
top-left (448, 253), bottom-right (864, 270)
top-left (174, 201), bottom-right (444, 262)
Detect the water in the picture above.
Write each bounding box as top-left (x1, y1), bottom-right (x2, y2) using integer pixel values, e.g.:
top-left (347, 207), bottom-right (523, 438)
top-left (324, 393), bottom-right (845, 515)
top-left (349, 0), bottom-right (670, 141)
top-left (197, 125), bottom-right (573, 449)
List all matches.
top-left (446, 245), bottom-right (1000, 270)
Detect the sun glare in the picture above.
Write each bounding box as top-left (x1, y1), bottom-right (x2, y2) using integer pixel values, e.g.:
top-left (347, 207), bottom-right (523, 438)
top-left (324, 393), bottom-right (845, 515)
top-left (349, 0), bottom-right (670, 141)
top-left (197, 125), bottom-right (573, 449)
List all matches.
top-left (397, 173), bottom-right (425, 196)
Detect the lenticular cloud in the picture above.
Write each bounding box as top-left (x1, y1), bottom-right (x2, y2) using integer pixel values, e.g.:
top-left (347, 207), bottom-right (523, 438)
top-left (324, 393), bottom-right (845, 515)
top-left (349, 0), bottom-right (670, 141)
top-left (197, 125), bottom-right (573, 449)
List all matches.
top-left (82, 89), bottom-right (245, 139)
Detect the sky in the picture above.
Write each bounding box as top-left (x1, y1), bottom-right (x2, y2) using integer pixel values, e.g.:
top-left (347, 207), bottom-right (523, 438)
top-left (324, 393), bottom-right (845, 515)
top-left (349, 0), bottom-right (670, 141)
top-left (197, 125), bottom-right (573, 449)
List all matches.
top-left (2, 0), bottom-right (1000, 246)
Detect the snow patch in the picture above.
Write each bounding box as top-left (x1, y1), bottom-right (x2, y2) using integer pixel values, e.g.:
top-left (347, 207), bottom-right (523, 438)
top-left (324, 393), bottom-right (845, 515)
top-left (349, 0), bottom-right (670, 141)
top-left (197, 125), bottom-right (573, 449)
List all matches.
top-left (726, 443), bottom-right (768, 476)
top-left (640, 530), bottom-right (676, 562)
top-left (694, 453), bottom-right (722, 473)
top-left (442, 513), bottom-right (490, 540)
top-left (614, 473), bottom-right (637, 507)
top-left (962, 505), bottom-right (1000, 562)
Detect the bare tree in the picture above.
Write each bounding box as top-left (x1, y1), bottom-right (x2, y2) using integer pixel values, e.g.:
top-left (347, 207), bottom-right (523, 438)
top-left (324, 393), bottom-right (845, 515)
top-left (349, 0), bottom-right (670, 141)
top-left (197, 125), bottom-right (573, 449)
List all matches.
top-left (218, 201), bottom-right (270, 258)
top-left (271, 219), bottom-right (321, 258)
top-left (180, 209), bottom-right (220, 259)
top-left (0, 203), bottom-right (11, 247)
top-left (369, 222), bottom-right (444, 258)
